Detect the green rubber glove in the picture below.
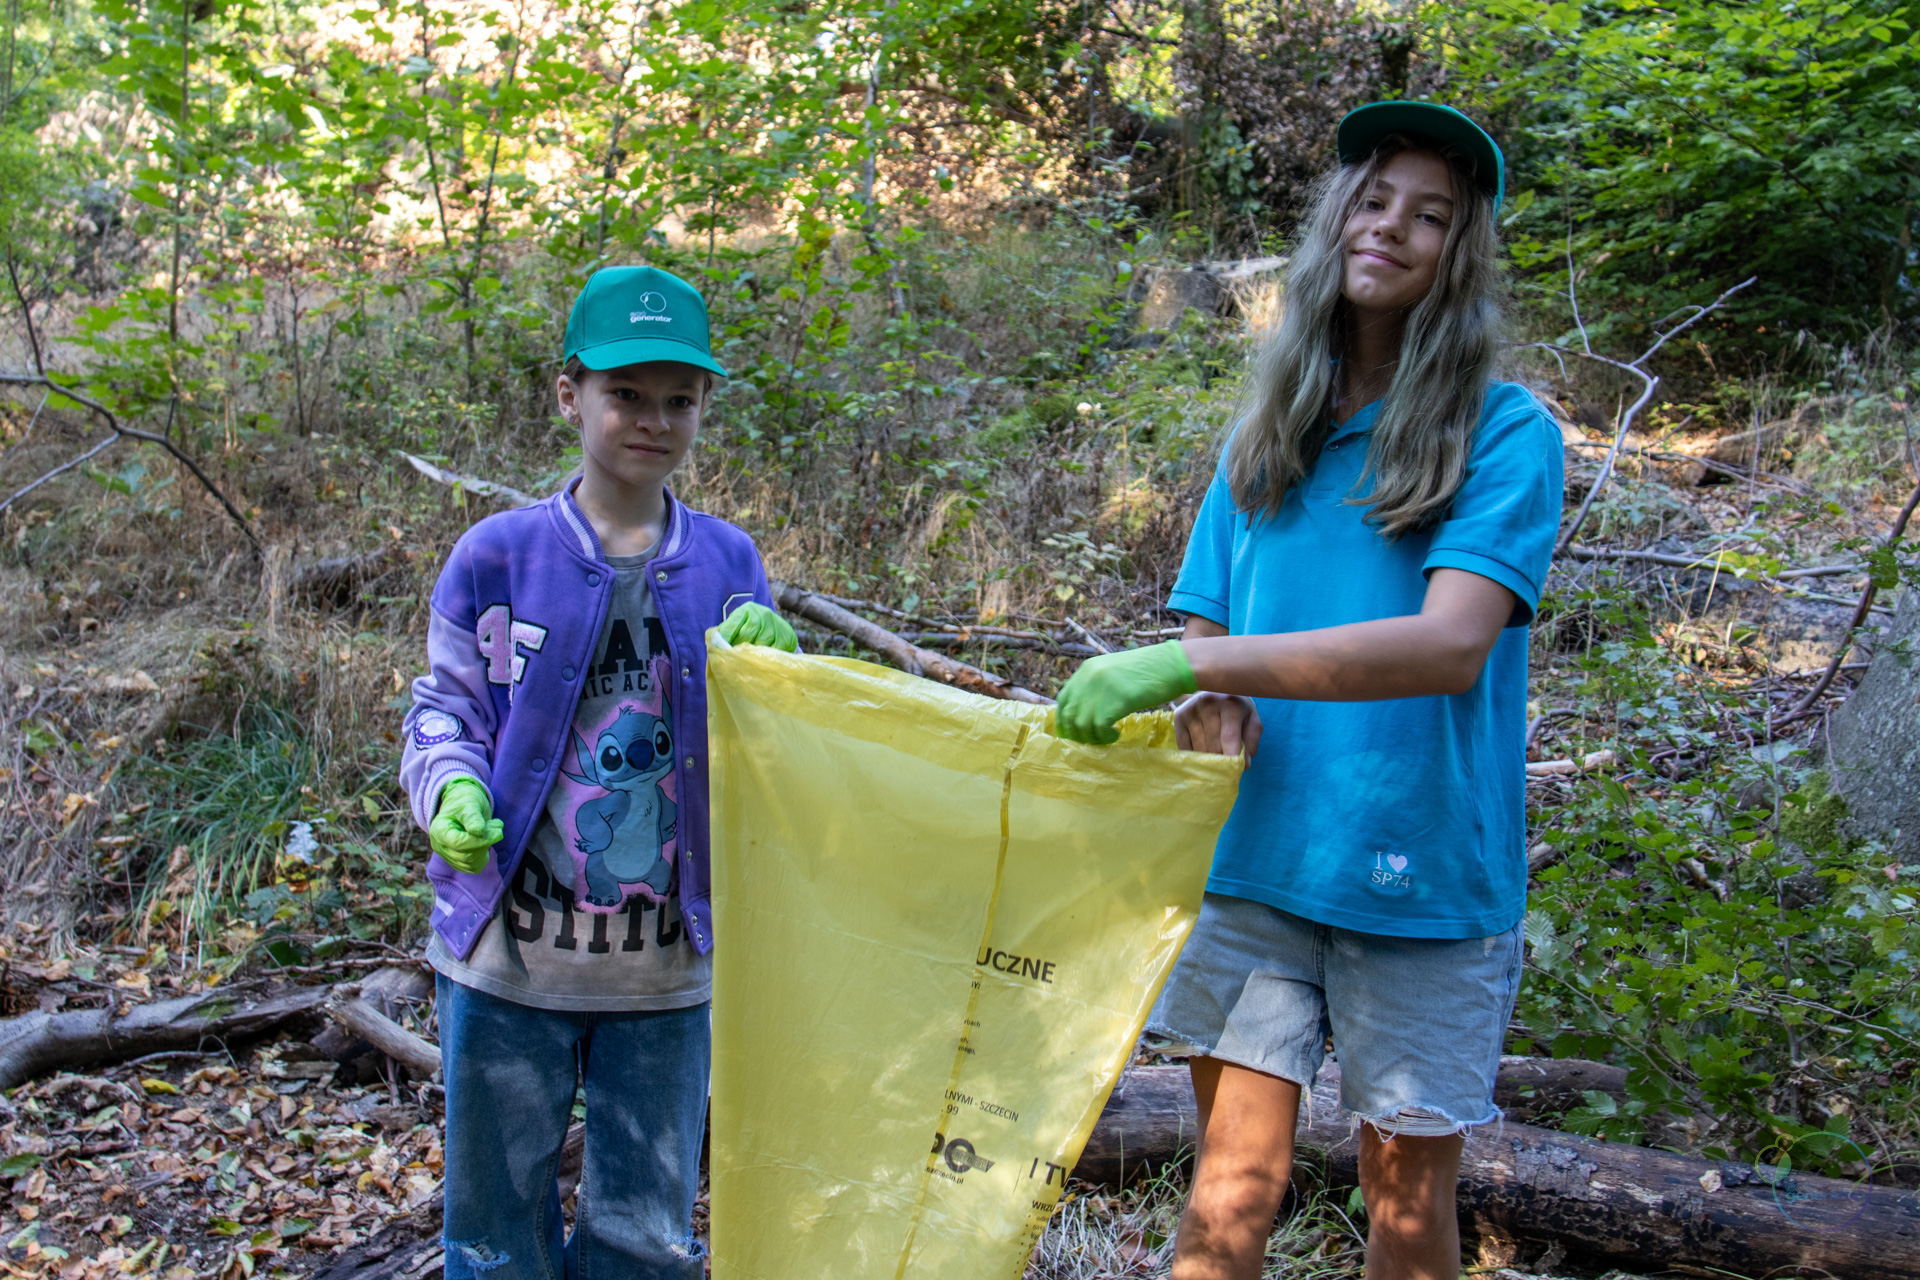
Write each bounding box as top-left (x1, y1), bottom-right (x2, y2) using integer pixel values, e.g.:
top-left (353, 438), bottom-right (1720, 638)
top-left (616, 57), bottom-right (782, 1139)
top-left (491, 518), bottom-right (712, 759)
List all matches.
top-left (429, 778), bottom-right (503, 873)
top-left (717, 601), bottom-right (798, 652)
top-left (1053, 640), bottom-right (1198, 746)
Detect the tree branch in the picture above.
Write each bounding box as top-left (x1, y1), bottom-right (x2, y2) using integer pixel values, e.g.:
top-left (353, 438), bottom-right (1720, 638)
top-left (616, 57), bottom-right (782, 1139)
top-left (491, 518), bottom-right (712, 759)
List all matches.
top-left (0, 373), bottom-right (261, 552)
top-left (5, 251), bottom-right (43, 376)
top-left (388, 456), bottom-right (1057, 703)
top-left (1541, 270), bottom-right (1757, 556)
top-left (771, 581), bottom-right (1052, 705)
top-left (1773, 474), bottom-right (1920, 728)
top-left (0, 432), bottom-right (119, 513)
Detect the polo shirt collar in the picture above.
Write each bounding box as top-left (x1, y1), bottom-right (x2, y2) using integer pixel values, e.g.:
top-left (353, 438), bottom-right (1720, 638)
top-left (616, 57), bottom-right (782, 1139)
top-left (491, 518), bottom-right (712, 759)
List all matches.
top-left (1328, 398), bottom-right (1383, 444)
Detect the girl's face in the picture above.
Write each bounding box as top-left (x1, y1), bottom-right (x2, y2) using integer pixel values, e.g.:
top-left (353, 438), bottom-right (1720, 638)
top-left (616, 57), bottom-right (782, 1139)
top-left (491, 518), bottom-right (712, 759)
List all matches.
top-left (1340, 149), bottom-right (1456, 317)
top-left (557, 361), bottom-right (707, 493)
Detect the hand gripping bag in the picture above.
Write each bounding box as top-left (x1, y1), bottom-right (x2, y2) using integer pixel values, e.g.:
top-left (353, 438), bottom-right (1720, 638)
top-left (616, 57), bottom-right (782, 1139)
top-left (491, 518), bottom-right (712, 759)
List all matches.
top-left (706, 637), bottom-right (1240, 1279)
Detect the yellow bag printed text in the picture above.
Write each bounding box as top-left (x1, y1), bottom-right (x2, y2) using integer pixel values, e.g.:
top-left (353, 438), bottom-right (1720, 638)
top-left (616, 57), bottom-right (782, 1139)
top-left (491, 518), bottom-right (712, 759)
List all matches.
top-left (706, 639), bottom-right (1240, 1279)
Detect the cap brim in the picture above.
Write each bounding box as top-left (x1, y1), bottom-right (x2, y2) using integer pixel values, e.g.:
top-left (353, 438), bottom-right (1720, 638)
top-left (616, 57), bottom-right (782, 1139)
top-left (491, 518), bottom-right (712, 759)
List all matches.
top-left (574, 337), bottom-right (728, 379)
top-left (1336, 101), bottom-right (1504, 211)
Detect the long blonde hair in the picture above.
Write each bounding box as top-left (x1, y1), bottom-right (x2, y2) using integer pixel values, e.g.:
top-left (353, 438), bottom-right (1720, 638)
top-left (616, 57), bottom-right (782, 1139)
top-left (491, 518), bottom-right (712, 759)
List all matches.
top-left (1226, 135), bottom-right (1500, 537)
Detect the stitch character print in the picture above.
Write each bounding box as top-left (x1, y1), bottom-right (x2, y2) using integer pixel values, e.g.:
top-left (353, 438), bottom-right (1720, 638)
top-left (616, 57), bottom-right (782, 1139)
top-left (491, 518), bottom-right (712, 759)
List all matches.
top-left (557, 652), bottom-right (679, 911)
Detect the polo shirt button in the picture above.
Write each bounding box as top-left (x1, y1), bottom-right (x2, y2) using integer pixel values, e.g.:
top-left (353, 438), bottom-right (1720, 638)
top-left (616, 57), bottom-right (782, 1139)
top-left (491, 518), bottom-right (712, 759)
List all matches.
top-left (563, 666), bottom-right (576, 680)
top-left (684, 756), bottom-right (695, 768)
top-left (532, 757), bottom-right (546, 771)
top-left (656, 570), bottom-right (668, 582)
top-left (681, 666), bottom-right (691, 679)
top-left (586, 573), bottom-right (600, 586)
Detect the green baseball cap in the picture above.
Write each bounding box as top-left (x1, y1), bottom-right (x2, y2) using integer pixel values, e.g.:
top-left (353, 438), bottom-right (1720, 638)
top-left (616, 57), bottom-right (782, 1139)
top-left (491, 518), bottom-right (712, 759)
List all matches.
top-left (563, 265), bottom-right (728, 378)
top-left (1336, 100), bottom-right (1505, 213)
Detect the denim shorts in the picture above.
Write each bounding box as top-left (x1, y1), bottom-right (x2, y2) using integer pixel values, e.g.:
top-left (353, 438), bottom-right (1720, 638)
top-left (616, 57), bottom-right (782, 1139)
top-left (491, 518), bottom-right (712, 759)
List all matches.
top-left (1148, 893), bottom-right (1523, 1137)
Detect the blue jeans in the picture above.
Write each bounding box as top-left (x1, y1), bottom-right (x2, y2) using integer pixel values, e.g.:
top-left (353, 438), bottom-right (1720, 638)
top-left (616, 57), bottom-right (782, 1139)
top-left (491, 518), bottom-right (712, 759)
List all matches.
top-left (437, 975), bottom-right (710, 1280)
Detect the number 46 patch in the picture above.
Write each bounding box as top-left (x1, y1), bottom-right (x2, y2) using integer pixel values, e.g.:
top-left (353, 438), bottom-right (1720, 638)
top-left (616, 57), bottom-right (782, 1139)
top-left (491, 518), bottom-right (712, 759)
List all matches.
top-left (476, 604), bottom-right (549, 703)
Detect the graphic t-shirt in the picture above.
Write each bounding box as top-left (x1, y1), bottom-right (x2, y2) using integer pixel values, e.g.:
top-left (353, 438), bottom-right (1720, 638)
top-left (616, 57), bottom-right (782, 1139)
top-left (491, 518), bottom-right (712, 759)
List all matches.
top-left (428, 543), bottom-right (712, 1011)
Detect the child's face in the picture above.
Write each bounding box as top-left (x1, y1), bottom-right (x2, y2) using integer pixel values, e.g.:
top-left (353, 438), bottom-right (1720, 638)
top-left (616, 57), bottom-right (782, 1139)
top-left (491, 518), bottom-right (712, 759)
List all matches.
top-left (558, 361), bottom-right (708, 493)
top-left (1340, 148), bottom-right (1454, 317)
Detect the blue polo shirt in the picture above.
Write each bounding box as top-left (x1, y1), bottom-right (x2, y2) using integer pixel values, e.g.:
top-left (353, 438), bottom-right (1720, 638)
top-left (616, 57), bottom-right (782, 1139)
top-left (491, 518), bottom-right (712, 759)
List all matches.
top-left (1169, 382), bottom-right (1564, 939)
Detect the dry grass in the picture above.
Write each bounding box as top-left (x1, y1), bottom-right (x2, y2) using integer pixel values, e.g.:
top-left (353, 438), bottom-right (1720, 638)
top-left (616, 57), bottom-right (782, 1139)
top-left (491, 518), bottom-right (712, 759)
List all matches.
top-left (1027, 1167), bottom-right (1367, 1279)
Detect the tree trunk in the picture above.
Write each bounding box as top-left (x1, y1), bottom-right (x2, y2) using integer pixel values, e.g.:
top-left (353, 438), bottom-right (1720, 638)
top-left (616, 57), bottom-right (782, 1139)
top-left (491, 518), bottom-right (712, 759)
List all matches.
top-left (1827, 587), bottom-right (1920, 858)
top-left (1078, 1064), bottom-right (1920, 1280)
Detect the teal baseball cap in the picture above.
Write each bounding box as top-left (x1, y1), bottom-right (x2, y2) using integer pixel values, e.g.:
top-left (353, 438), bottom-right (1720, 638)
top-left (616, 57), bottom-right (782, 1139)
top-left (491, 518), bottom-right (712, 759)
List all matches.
top-left (1336, 101), bottom-right (1505, 213)
top-left (563, 265), bottom-right (728, 378)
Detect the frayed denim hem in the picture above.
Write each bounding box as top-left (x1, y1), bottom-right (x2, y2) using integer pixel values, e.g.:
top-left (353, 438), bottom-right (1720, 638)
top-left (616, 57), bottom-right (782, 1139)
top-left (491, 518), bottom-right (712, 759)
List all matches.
top-left (1353, 1104), bottom-right (1504, 1142)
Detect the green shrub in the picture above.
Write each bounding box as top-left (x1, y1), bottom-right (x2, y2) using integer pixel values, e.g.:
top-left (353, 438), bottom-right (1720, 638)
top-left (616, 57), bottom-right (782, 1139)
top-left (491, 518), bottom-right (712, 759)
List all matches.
top-left (1516, 591), bottom-right (1920, 1165)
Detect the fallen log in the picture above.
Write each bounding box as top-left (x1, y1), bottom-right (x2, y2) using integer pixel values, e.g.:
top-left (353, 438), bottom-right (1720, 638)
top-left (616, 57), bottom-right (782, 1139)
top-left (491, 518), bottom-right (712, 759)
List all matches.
top-left (1077, 1064), bottom-right (1920, 1279)
top-left (305, 1195), bottom-right (444, 1280)
top-left (1490, 1055), bottom-right (1627, 1121)
top-left (327, 985), bottom-right (442, 1080)
top-left (313, 965), bottom-right (435, 1081)
top-left (0, 984), bottom-right (330, 1090)
top-left (1074, 1056), bottom-right (1626, 1184)
top-left (770, 580), bottom-right (1051, 705)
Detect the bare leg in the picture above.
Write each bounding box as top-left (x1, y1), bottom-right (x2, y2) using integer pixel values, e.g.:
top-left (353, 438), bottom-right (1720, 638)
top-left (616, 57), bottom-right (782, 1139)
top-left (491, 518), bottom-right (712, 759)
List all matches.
top-left (1170, 1058), bottom-right (1302, 1280)
top-left (1357, 1124), bottom-right (1464, 1280)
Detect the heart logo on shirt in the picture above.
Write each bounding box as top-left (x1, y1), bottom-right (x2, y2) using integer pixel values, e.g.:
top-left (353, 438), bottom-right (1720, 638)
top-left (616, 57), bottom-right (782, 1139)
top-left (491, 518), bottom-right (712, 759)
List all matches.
top-left (1386, 854), bottom-right (1409, 874)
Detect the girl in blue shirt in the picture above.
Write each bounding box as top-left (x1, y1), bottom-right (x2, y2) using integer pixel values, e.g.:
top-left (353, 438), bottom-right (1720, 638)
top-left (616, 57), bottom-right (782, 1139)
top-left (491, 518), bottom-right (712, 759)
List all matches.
top-left (1055, 102), bottom-right (1563, 1280)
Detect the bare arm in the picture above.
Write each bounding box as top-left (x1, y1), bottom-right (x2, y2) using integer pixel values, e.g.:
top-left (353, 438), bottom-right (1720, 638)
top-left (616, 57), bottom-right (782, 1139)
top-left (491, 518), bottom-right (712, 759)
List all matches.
top-left (1181, 569), bottom-right (1516, 702)
top-left (1184, 616), bottom-right (1229, 642)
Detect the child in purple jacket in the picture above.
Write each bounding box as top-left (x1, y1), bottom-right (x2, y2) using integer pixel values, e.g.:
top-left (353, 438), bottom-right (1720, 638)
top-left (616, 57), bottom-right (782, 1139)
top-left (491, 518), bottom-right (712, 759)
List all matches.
top-left (401, 265), bottom-right (795, 1280)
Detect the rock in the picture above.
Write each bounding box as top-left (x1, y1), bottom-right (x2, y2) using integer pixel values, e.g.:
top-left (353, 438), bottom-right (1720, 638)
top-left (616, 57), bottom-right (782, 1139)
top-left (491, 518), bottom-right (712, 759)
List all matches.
top-left (1135, 268), bottom-right (1225, 331)
top-left (1826, 588), bottom-right (1920, 857)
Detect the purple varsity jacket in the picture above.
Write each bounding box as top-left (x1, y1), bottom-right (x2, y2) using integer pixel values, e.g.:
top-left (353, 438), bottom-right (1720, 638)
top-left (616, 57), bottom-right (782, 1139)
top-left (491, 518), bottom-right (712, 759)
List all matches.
top-left (400, 485), bottom-right (774, 961)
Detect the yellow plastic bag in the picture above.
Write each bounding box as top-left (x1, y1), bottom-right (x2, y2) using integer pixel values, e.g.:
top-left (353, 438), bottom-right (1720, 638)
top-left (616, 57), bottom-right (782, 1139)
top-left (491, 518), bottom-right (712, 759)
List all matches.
top-left (706, 638), bottom-right (1241, 1279)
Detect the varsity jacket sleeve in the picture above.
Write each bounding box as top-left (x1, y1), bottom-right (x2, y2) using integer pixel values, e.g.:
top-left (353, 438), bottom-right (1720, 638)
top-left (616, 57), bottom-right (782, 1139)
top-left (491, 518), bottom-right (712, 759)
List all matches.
top-left (400, 542), bottom-right (501, 832)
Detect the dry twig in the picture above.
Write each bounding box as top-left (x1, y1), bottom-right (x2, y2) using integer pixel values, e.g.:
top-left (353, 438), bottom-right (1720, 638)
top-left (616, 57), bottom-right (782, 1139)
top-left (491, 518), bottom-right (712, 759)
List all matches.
top-left (1531, 256), bottom-right (1757, 556)
top-left (1774, 475), bottom-right (1920, 728)
top-left (0, 372), bottom-right (261, 552)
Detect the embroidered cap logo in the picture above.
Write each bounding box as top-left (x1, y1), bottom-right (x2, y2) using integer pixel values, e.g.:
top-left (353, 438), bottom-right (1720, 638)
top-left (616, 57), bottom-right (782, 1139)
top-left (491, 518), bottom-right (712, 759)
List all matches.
top-left (629, 291), bottom-right (672, 324)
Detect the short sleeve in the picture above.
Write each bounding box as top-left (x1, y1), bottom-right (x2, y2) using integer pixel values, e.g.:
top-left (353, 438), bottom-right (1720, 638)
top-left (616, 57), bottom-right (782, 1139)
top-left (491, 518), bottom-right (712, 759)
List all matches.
top-left (1167, 463), bottom-right (1236, 627)
top-left (1423, 384), bottom-right (1565, 626)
